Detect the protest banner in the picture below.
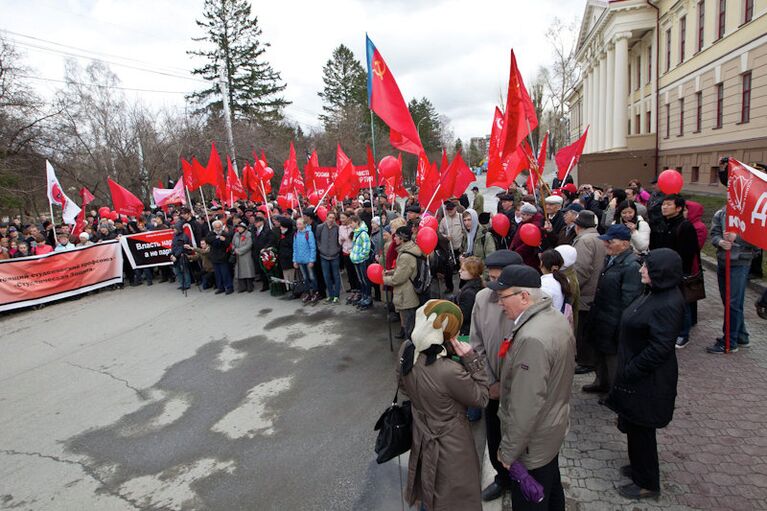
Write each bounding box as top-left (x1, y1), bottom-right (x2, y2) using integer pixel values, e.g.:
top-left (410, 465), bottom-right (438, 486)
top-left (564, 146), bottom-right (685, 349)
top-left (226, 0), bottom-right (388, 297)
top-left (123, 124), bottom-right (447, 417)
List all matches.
top-left (726, 159), bottom-right (767, 250)
top-left (120, 226), bottom-right (196, 269)
top-left (0, 241), bottom-right (123, 312)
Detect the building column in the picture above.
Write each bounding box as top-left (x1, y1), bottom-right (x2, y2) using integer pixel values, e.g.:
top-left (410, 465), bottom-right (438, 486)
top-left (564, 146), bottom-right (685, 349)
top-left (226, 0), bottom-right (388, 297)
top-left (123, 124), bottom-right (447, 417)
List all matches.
top-left (589, 66), bottom-right (596, 152)
top-left (597, 54), bottom-right (607, 151)
top-left (613, 32), bottom-right (632, 149)
top-left (581, 67), bottom-right (591, 153)
top-left (605, 44), bottom-right (615, 149)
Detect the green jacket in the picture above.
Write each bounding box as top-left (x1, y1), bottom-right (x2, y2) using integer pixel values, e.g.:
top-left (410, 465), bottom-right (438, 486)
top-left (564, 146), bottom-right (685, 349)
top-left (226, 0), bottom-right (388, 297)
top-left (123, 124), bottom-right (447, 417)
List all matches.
top-left (472, 193), bottom-right (485, 214)
top-left (383, 241), bottom-right (422, 311)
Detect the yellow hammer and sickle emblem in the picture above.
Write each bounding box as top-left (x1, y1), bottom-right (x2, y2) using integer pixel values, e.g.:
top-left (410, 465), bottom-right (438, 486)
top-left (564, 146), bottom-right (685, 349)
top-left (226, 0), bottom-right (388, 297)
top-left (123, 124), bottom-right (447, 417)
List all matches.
top-left (373, 59), bottom-right (386, 79)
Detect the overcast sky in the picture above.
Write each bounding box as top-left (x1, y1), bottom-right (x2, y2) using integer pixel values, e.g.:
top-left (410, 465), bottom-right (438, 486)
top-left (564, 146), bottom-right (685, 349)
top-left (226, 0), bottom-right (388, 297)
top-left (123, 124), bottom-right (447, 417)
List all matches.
top-left (3, 0), bottom-right (584, 144)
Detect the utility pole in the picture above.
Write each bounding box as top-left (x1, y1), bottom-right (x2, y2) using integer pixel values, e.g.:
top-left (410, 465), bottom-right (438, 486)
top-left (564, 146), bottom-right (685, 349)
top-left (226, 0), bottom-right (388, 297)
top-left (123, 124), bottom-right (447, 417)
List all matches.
top-left (219, 62), bottom-right (238, 175)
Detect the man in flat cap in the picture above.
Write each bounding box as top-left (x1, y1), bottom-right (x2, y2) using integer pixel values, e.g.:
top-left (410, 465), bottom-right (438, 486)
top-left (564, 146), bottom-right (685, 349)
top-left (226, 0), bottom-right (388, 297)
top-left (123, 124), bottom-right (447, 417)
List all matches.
top-left (490, 264), bottom-right (575, 510)
top-left (470, 250), bottom-right (523, 502)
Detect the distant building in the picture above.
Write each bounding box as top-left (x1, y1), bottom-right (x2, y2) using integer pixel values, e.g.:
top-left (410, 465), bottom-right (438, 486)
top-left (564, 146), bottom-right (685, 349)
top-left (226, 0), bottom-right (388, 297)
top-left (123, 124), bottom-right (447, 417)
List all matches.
top-left (568, 0), bottom-right (766, 194)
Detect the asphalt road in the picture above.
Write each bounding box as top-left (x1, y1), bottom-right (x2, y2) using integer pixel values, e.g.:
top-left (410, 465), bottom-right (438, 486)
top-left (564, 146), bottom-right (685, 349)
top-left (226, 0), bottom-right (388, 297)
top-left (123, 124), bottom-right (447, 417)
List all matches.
top-left (0, 283), bottom-right (408, 510)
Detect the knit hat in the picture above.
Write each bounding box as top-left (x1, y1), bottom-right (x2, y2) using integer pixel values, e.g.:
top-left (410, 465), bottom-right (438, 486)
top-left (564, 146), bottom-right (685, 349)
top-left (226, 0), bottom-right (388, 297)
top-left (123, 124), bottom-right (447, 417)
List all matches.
top-left (555, 245), bottom-right (577, 269)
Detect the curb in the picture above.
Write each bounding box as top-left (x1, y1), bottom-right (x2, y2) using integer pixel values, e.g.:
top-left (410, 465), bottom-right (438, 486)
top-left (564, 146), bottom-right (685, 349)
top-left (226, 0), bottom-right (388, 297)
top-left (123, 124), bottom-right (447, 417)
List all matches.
top-left (700, 253), bottom-right (767, 295)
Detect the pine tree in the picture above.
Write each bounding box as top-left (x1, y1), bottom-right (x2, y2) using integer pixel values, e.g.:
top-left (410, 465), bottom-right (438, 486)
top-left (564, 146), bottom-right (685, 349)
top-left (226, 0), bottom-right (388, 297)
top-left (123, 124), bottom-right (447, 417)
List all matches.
top-left (187, 0), bottom-right (289, 124)
top-left (318, 44), bottom-right (366, 131)
top-left (407, 97), bottom-right (442, 155)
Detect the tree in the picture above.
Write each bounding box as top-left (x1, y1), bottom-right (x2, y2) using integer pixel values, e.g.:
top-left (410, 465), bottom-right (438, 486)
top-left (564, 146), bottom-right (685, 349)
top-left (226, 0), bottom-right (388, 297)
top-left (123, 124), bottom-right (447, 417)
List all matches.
top-left (187, 0), bottom-right (290, 124)
top-left (407, 97), bottom-right (441, 156)
top-left (318, 44), bottom-right (366, 131)
top-left (544, 17), bottom-right (580, 153)
top-left (529, 69), bottom-right (547, 152)
top-left (453, 138), bottom-right (463, 155)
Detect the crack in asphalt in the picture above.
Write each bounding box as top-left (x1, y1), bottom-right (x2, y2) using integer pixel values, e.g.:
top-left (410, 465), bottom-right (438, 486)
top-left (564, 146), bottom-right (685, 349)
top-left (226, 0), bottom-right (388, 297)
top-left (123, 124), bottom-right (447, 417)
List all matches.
top-left (0, 449), bottom-right (159, 511)
top-left (66, 362), bottom-right (148, 401)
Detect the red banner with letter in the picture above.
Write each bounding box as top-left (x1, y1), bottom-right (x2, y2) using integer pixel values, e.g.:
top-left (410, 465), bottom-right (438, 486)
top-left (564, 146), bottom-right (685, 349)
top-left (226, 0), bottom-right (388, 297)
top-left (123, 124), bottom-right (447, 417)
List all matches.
top-left (0, 241), bottom-right (123, 312)
top-left (726, 159), bottom-right (767, 250)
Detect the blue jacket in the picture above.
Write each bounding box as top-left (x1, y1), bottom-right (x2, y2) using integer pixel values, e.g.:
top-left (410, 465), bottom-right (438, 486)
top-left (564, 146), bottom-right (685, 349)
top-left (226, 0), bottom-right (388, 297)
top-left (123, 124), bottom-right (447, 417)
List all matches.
top-left (292, 227), bottom-right (316, 264)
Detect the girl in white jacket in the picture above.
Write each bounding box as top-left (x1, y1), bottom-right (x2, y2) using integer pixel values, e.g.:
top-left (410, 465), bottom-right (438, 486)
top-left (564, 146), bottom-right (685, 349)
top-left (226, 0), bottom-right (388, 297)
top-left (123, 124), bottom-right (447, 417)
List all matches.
top-left (613, 200), bottom-right (650, 254)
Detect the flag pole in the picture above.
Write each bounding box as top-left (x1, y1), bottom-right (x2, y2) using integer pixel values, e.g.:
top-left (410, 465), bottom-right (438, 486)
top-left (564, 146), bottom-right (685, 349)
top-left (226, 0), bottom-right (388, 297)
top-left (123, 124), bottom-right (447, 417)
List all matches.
top-left (260, 181), bottom-right (272, 226)
top-left (316, 183), bottom-right (335, 208)
top-left (185, 184), bottom-right (193, 209)
top-left (370, 108), bottom-right (393, 353)
top-left (423, 183), bottom-right (443, 214)
top-left (561, 156), bottom-right (576, 185)
top-left (725, 249), bottom-right (731, 353)
top-left (199, 187), bottom-right (212, 229)
top-left (294, 187), bottom-right (303, 217)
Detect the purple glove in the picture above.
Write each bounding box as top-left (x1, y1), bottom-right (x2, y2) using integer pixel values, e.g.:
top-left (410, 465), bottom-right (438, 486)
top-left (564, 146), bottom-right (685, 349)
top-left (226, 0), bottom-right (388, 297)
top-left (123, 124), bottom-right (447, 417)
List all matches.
top-left (509, 461), bottom-right (544, 503)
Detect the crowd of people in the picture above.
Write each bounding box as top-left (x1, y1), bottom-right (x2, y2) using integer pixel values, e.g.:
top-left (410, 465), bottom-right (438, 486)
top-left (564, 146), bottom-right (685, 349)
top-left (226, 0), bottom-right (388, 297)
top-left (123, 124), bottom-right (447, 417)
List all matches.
top-left (2, 157), bottom-right (766, 509)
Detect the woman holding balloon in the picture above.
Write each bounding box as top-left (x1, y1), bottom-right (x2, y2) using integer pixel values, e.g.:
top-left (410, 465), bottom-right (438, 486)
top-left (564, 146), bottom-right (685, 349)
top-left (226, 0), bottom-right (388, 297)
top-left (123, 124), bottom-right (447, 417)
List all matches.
top-left (510, 203), bottom-right (545, 271)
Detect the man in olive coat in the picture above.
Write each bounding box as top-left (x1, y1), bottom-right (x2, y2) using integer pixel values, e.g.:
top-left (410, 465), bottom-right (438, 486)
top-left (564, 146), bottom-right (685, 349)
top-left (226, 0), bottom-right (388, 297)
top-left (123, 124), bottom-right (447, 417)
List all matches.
top-left (491, 265), bottom-right (575, 510)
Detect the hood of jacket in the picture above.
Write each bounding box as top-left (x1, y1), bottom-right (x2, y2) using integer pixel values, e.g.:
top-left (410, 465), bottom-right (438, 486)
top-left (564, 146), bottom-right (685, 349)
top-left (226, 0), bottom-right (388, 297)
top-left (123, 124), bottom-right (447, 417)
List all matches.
top-left (354, 222), bottom-right (369, 236)
top-left (397, 240), bottom-right (423, 257)
top-left (645, 248), bottom-right (682, 290)
top-left (464, 208), bottom-right (479, 253)
top-left (685, 201), bottom-right (704, 224)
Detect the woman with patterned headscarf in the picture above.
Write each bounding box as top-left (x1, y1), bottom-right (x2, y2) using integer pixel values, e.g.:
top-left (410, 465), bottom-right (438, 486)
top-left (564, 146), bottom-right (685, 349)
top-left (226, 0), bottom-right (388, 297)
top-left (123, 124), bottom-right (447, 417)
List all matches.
top-left (397, 300), bottom-right (489, 510)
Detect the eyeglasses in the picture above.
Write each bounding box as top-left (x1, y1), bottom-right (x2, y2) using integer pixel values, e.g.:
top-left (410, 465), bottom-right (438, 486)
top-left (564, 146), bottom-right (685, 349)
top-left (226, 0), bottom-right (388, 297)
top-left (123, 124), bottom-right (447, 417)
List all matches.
top-left (498, 290), bottom-right (525, 302)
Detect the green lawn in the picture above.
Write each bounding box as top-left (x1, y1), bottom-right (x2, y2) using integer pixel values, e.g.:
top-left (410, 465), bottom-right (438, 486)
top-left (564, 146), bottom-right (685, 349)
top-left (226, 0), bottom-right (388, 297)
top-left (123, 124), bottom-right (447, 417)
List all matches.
top-left (686, 193), bottom-right (765, 278)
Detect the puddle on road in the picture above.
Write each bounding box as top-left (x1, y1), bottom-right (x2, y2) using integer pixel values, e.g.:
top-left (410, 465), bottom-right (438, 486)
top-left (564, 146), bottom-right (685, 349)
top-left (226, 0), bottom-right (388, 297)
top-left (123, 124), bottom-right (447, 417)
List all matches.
top-left (62, 308), bottom-right (390, 510)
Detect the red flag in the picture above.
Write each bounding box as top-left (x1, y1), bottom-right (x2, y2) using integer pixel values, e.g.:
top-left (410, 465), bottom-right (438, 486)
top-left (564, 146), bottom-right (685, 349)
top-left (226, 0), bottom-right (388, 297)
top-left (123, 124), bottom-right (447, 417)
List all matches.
top-left (182, 158), bottom-right (200, 191)
top-left (45, 161), bottom-right (81, 224)
top-left (279, 142), bottom-right (304, 197)
top-left (190, 157), bottom-right (207, 190)
top-left (451, 152), bottom-right (476, 198)
top-left (366, 35), bottom-right (424, 155)
top-left (417, 162), bottom-right (444, 213)
top-left (726, 159), bottom-right (767, 250)
top-left (107, 177), bottom-right (144, 216)
top-left (555, 126), bottom-right (589, 181)
top-left (226, 156), bottom-right (246, 205)
top-left (199, 142), bottom-right (223, 187)
top-left (260, 149), bottom-right (268, 167)
top-left (334, 159), bottom-right (358, 200)
top-left (415, 152), bottom-right (429, 186)
top-left (528, 132), bottom-right (548, 193)
top-left (500, 50), bottom-right (537, 160)
top-left (440, 148), bottom-right (449, 173)
top-left (486, 107), bottom-right (508, 188)
top-left (72, 187), bottom-right (95, 237)
top-left (354, 144), bottom-right (376, 191)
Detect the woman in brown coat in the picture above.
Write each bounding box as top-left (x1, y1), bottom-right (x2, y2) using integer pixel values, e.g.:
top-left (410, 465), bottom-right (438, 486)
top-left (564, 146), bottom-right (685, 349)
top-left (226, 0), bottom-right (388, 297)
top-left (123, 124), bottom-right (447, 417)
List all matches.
top-left (397, 300), bottom-right (489, 510)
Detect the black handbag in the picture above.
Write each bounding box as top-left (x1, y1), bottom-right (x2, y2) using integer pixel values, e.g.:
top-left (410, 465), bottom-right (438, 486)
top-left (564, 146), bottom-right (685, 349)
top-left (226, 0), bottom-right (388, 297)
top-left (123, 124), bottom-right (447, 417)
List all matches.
top-left (681, 271), bottom-right (706, 303)
top-left (373, 386), bottom-right (412, 464)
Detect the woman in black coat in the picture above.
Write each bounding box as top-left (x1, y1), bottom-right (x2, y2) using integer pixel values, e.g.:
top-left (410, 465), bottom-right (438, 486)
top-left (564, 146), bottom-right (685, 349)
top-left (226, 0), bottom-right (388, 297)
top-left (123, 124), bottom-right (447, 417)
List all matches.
top-left (606, 248), bottom-right (684, 500)
top-left (275, 216), bottom-right (295, 281)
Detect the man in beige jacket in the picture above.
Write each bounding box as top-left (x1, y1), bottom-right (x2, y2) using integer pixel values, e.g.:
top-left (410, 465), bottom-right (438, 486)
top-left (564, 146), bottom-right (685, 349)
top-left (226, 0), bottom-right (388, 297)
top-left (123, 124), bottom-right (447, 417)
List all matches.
top-left (490, 264), bottom-right (575, 510)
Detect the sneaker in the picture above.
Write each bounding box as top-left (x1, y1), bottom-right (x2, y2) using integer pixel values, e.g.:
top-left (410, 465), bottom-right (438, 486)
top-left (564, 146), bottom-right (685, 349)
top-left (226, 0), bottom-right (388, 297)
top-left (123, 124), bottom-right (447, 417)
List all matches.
top-left (675, 337), bottom-right (690, 349)
top-left (739, 340), bottom-right (751, 348)
top-left (706, 343), bottom-right (738, 354)
top-left (332, 297), bottom-right (339, 304)
top-left (325, 296), bottom-right (333, 303)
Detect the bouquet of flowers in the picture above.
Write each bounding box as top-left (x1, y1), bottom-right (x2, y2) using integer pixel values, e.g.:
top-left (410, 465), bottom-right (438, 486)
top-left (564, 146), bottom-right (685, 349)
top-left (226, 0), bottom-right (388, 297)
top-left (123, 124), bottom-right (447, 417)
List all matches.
top-left (259, 247), bottom-right (283, 296)
top-left (260, 247), bottom-right (277, 271)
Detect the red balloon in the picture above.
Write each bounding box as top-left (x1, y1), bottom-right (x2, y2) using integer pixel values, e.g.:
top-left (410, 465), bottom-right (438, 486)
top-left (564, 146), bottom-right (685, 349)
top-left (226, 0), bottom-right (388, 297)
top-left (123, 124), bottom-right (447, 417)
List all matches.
top-left (420, 215), bottom-right (438, 231)
top-left (416, 226), bottom-right (438, 255)
top-left (308, 191), bottom-right (320, 205)
top-left (98, 206), bottom-right (111, 218)
top-left (657, 169), bottom-right (684, 195)
top-left (367, 263), bottom-right (384, 285)
top-left (258, 205), bottom-right (269, 215)
top-left (491, 214), bottom-right (510, 237)
top-left (108, 211), bottom-right (119, 221)
top-left (379, 155), bottom-right (401, 178)
top-left (262, 167), bottom-right (274, 180)
top-left (519, 223), bottom-right (542, 247)
top-left (316, 205), bottom-right (328, 222)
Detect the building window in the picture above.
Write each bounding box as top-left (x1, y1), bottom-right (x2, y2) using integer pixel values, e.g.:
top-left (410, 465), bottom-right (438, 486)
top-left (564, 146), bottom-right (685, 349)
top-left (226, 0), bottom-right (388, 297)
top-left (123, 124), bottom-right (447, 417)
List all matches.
top-left (710, 167), bottom-right (720, 184)
top-left (647, 47), bottom-right (652, 83)
top-left (696, 91), bottom-right (703, 131)
top-left (680, 16), bottom-right (687, 62)
top-left (665, 29), bottom-right (672, 72)
top-left (718, 0), bottom-right (726, 39)
top-left (692, 166), bottom-right (700, 182)
top-left (744, 0), bottom-right (754, 23)
top-left (741, 71), bottom-right (751, 123)
top-left (646, 110), bottom-right (652, 133)
top-left (676, 166), bottom-right (683, 175)
top-left (679, 98), bottom-right (685, 136)
top-left (665, 104), bottom-right (671, 138)
top-left (636, 114), bottom-right (641, 134)
top-left (715, 83), bottom-right (724, 128)
top-left (698, 1), bottom-right (706, 51)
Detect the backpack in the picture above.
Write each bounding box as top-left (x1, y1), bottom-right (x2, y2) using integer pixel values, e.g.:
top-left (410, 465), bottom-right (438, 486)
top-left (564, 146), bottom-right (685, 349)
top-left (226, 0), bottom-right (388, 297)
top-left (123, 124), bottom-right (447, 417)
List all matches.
top-left (404, 251), bottom-right (432, 296)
